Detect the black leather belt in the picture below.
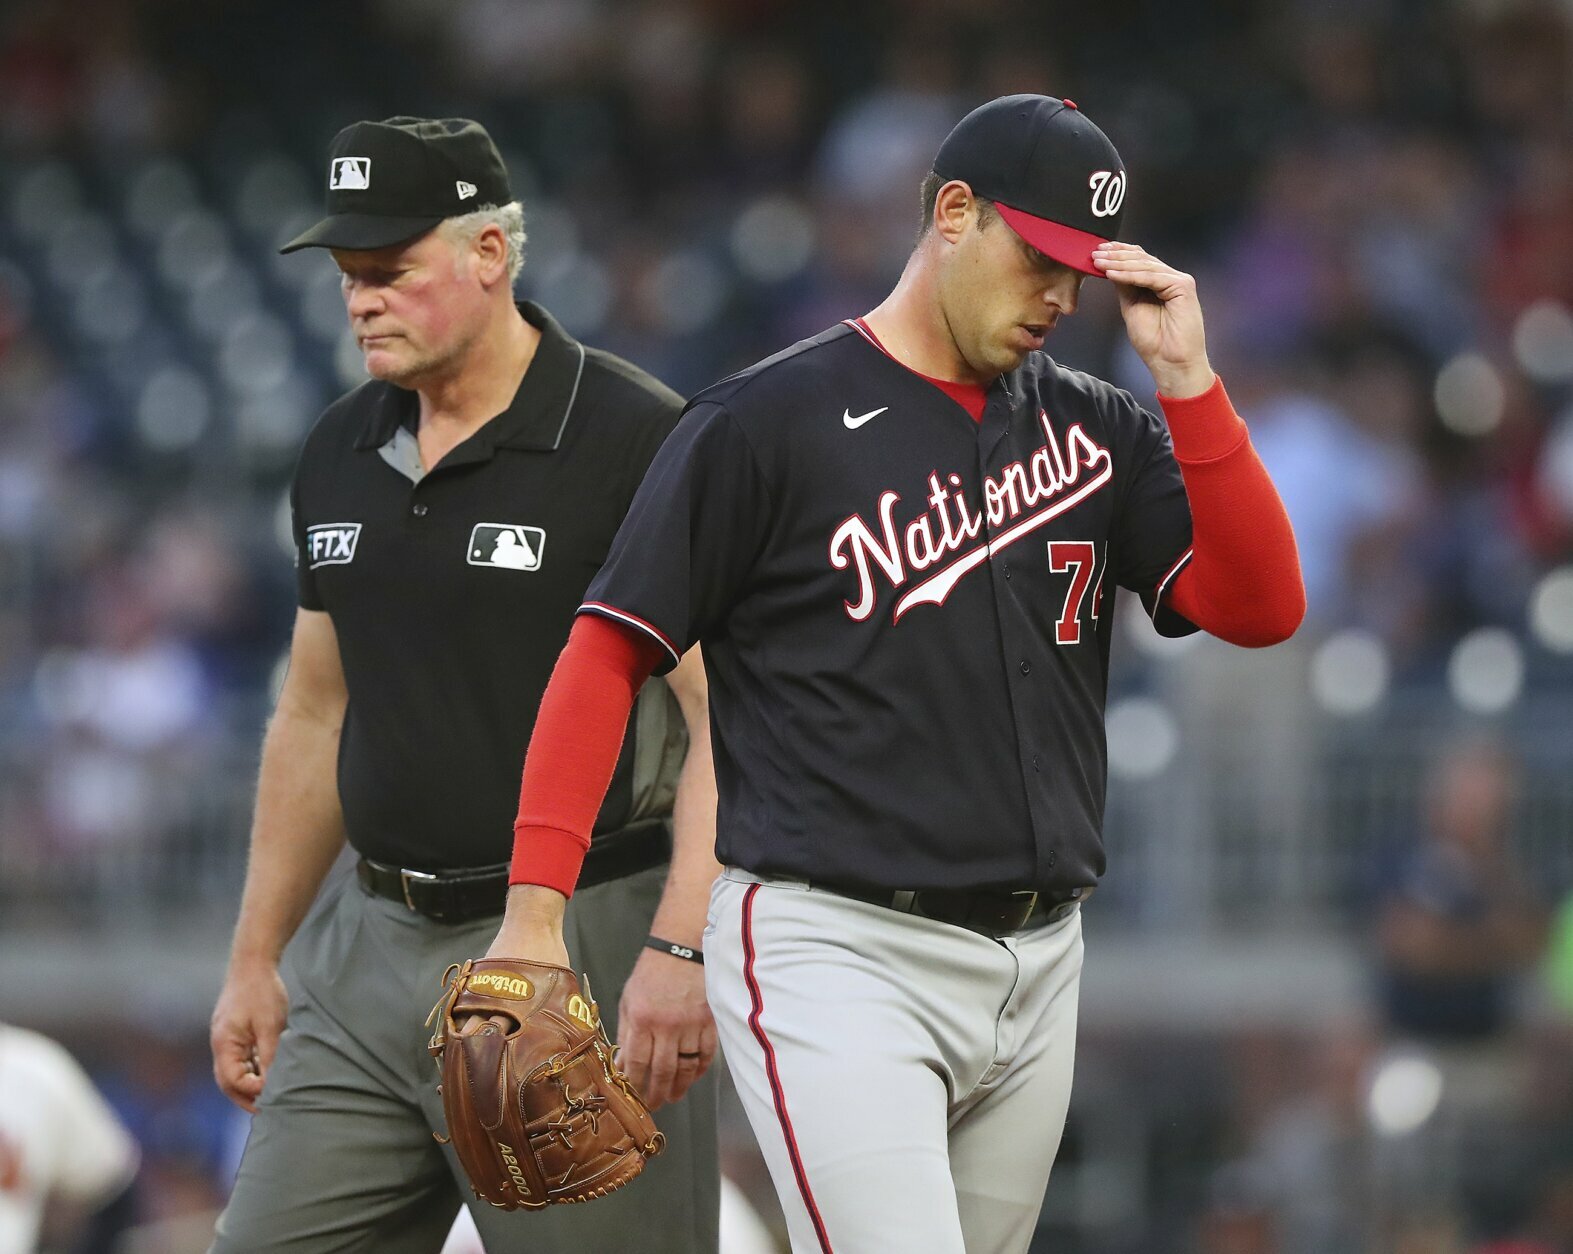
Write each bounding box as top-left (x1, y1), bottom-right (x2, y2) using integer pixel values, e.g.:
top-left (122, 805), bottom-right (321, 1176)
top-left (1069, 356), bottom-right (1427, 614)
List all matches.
top-left (356, 819), bottom-right (671, 924)
top-left (814, 882), bottom-right (1084, 937)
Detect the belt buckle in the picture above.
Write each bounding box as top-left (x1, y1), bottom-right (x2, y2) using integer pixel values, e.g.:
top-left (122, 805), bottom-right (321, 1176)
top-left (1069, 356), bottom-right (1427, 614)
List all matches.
top-left (1005, 890), bottom-right (1039, 933)
top-left (400, 867), bottom-right (438, 912)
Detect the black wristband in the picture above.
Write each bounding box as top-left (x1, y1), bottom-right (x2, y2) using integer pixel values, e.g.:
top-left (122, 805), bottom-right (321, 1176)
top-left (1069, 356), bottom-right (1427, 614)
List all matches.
top-left (646, 935), bottom-right (703, 965)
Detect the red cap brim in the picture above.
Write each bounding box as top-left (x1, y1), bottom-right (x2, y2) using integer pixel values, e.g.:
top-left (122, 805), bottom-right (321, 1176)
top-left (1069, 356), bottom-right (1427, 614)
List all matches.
top-left (995, 202), bottom-right (1111, 277)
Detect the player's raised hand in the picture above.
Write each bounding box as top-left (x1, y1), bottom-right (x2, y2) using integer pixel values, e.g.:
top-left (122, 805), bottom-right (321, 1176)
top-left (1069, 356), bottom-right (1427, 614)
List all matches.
top-left (617, 949), bottom-right (717, 1110)
top-left (211, 959), bottom-right (289, 1113)
top-left (1092, 242), bottom-right (1215, 399)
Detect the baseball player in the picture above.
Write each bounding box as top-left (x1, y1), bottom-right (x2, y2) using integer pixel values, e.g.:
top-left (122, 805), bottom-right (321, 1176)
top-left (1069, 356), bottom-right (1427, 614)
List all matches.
top-left (484, 95), bottom-right (1305, 1252)
top-left (208, 118), bottom-right (721, 1252)
top-left (0, 1023), bottom-right (139, 1254)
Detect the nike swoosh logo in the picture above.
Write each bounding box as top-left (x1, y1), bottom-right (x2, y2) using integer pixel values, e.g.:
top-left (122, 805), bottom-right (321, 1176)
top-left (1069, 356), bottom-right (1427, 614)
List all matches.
top-left (843, 407), bottom-right (888, 430)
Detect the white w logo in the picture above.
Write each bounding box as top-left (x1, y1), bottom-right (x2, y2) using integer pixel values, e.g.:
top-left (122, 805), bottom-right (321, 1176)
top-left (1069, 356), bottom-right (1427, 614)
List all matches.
top-left (1088, 169), bottom-right (1126, 218)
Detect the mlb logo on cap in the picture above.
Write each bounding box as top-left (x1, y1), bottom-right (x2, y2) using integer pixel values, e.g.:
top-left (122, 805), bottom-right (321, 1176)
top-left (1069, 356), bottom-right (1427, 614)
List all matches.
top-left (330, 157), bottom-right (371, 190)
top-left (468, 523), bottom-right (545, 571)
top-left (281, 117), bottom-right (513, 254)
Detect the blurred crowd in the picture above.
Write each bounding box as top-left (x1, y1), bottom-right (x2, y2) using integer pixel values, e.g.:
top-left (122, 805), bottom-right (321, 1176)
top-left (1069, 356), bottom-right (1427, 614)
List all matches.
top-left (2, 0), bottom-right (1571, 1251)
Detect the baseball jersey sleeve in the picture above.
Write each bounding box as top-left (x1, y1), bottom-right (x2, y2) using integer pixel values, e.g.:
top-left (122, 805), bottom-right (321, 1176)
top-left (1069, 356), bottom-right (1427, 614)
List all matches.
top-left (4, 1029), bottom-right (140, 1207)
top-left (580, 400), bottom-right (772, 674)
top-left (1111, 403), bottom-right (1198, 638)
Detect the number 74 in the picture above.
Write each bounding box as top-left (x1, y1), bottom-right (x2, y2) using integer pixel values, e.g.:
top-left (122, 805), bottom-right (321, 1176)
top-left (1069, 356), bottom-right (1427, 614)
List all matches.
top-left (1047, 541), bottom-right (1104, 644)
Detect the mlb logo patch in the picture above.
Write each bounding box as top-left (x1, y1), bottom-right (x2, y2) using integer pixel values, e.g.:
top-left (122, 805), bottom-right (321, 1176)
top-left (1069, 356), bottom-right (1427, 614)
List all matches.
top-left (306, 523), bottom-right (362, 568)
top-left (468, 523), bottom-right (545, 571)
top-left (330, 157), bottom-right (371, 190)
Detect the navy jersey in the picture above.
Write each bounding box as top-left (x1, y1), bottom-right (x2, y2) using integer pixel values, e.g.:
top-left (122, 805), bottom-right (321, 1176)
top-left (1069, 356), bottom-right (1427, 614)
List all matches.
top-left (581, 320), bottom-right (1196, 894)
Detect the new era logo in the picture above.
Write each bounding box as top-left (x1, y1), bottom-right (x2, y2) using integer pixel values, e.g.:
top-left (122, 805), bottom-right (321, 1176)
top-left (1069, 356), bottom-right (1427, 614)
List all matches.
top-left (467, 523), bottom-right (545, 571)
top-left (330, 157), bottom-right (371, 190)
top-left (456, 180), bottom-right (478, 201)
top-left (306, 523), bottom-right (362, 568)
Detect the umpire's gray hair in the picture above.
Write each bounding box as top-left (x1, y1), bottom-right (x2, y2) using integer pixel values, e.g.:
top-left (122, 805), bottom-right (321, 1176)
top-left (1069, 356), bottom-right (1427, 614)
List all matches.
top-left (440, 201), bottom-right (527, 283)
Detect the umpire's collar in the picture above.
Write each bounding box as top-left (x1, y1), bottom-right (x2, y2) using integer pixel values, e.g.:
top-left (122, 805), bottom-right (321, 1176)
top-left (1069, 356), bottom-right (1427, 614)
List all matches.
top-left (353, 301), bottom-right (587, 455)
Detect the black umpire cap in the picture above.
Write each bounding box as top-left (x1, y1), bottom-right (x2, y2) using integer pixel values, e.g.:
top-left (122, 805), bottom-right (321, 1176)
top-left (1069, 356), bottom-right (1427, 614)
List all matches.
top-left (280, 116), bottom-right (512, 254)
top-left (933, 94), bottom-right (1127, 276)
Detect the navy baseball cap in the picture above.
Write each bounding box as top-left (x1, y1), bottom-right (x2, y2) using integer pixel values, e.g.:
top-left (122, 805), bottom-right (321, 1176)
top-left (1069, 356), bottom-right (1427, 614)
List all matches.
top-left (933, 94), bottom-right (1127, 277)
top-left (280, 116), bottom-right (512, 254)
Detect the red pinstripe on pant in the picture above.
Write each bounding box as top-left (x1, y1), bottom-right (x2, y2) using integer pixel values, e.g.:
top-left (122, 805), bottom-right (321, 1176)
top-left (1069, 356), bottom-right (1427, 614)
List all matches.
top-left (740, 882), bottom-right (834, 1253)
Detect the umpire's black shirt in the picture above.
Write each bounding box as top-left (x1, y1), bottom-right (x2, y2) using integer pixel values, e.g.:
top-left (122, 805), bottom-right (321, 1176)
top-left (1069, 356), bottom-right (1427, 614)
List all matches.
top-left (291, 302), bottom-right (682, 870)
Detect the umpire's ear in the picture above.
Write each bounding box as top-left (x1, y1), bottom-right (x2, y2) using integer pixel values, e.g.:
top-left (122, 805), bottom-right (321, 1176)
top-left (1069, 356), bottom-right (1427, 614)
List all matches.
top-left (468, 221), bottom-right (511, 291)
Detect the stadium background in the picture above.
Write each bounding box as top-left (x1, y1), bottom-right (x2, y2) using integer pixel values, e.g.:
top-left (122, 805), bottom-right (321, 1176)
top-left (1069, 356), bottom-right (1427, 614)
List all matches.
top-left (1, 0), bottom-right (1572, 1249)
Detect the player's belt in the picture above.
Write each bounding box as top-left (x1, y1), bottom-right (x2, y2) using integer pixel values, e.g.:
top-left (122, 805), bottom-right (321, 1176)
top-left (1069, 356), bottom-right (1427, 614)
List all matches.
top-left (356, 819), bottom-right (672, 924)
top-left (814, 882), bottom-right (1084, 937)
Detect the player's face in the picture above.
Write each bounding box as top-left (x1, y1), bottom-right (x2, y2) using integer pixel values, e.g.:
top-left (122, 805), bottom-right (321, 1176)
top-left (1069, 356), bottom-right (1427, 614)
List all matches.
top-left (332, 230), bottom-right (489, 386)
top-left (940, 207), bottom-right (1085, 379)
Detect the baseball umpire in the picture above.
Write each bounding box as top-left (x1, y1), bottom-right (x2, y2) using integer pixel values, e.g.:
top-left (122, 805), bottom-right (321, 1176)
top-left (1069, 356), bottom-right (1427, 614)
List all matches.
top-left (480, 94), bottom-right (1306, 1252)
top-left (208, 117), bottom-right (721, 1252)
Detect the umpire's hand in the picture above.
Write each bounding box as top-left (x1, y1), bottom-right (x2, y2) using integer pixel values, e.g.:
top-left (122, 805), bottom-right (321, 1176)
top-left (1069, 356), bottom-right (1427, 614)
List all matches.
top-left (616, 949), bottom-right (717, 1110)
top-left (211, 960), bottom-right (289, 1112)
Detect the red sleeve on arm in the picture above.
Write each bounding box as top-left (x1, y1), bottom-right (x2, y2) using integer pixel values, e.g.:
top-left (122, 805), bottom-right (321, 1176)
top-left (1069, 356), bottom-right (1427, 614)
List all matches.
top-left (509, 614), bottom-right (664, 894)
top-left (1159, 378), bottom-right (1306, 648)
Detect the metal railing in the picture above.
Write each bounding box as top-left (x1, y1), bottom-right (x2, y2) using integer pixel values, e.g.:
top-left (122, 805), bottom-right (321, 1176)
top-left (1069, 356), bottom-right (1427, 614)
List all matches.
top-left (2, 688), bottom-right (1569, 938)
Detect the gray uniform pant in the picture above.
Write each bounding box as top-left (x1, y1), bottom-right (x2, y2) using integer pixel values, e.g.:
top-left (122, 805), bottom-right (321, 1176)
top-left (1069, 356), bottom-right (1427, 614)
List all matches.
top-left (212, 862), bottom-right (720, 1253)
top-left (706, 868), bottom-right (1083, 1254)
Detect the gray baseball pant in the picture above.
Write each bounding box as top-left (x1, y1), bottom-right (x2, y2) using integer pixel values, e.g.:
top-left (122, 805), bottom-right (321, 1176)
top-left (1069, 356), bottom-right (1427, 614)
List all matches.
top-left (704, 867), bottom-right (1082, 1254)
top-left (211, 862), bottom-right (719, 1253)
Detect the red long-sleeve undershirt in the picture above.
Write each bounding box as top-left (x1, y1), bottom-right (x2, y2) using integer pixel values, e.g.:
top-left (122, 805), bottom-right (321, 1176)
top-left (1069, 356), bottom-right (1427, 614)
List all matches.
top-left (509, 615), bottom-right (665, 892)
top-left (1160, 376), bottom-right (1306, 646)
top-left (510, 377), bottom-right (1304, 894)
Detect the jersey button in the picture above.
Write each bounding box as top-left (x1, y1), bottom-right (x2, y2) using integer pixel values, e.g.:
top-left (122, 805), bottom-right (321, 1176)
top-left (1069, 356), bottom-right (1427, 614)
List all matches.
top-left (411, 502), bottom-right (429, 517)
top-left (1003, 562), bottom-right (1011, 580)
top-left (1019, 660), bottom-right (1031, 675)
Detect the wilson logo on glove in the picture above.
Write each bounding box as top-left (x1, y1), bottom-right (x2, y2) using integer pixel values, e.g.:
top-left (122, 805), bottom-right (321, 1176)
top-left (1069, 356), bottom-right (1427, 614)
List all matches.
top-left (467, 971), bottom-right (534, 1000)
top-left (566, 994), bottom-right (597, 1031)
top-left (427, 958), bottom-right (666, 1210)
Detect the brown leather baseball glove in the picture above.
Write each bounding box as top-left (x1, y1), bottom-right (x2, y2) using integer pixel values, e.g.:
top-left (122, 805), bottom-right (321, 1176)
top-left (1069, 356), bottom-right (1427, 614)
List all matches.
top-left (426, 957), bottom-right (666, 1209)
